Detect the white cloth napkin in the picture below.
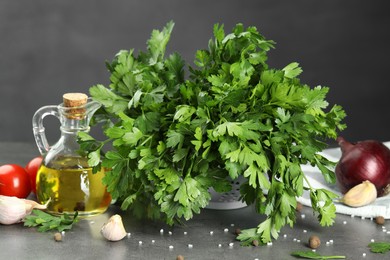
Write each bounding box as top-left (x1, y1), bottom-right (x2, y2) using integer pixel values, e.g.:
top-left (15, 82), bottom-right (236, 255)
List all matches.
top-left (297, 142), bottom-right (390, 219)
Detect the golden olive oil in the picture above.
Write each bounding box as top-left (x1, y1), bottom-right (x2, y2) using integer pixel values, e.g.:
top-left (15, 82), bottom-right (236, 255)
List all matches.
top-left (36, 156), bottom-right (111, 216)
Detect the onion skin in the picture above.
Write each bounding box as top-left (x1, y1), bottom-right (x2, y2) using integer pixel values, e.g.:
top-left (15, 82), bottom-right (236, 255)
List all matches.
top-left (335, 137), bottom-right (390, 197)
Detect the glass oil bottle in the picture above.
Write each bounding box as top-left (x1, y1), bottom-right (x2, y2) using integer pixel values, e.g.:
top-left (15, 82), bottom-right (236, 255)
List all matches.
top-left (32, 93), bottom-right (111, 216)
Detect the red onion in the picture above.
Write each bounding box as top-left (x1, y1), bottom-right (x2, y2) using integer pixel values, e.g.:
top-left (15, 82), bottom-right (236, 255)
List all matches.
top-left (335, 136), bottom-right (390, 197)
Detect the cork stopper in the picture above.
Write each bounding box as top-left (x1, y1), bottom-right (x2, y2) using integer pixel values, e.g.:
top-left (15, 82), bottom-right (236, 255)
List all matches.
top-left (62, 93), bottom-right (88, 119)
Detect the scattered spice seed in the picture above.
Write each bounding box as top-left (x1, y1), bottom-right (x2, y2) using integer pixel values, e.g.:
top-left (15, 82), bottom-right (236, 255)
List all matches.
top-left (177, 255), bottom-right (184, 260)
top-left (54, 232), bottom-right (62, 242)
top-left (296, 202), bottom-right (303, 212)
top-left (252, 240), bottom-right (259, 247)
top-left (235, 228), bottom-right (241, 235)
top-left (375, 216), bottom-right (385, 225)
top-left (74, 201), bottom-right (85, 211)
top-left (308, 235), bottom-right (321, 249)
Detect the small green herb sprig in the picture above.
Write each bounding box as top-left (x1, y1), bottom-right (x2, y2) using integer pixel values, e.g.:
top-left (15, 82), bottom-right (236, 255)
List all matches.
top-left (291, 250), bottom-right (346, 259)
top-left (368, 241), bottom-right (390, 254)
top-left (24, 209), bottom-right (79, 232)
top-left (78, 21), bottom-right (346, 245)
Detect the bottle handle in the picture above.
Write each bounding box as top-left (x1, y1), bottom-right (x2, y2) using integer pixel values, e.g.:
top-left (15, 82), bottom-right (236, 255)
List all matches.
top-left (32, 105), bottom-right (60, 155)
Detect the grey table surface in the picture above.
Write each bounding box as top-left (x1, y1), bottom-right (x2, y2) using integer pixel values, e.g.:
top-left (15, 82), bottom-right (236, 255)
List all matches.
top-left (0, 142), bottom-right (388, 260)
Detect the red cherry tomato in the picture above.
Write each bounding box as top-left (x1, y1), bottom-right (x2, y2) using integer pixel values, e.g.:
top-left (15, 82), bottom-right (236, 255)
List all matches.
top-left (25, 156), bottom-right (43, 194)
top-left (0, 164), bottom-right (31, 198)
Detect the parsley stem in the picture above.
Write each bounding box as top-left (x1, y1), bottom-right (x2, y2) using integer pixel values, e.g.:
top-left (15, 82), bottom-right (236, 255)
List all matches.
top-left (291, 250), bottom-right (346, 259)
top-left (186, 156), bottom-right (195, 176)
top-left (140, 134), bottom-right (153, 146)
top-left (102, 138), bottom-right (113, 145)
top-left (302, 174), bottom-right (313, 190)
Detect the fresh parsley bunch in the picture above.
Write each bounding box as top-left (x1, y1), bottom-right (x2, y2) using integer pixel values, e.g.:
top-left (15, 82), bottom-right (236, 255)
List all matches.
top-left (78, 21), bottom-right (346, 245)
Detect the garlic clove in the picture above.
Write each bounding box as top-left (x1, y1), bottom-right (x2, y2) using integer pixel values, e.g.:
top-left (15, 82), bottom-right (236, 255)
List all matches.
top-left (0, 195), bottom-right (48, 225)
top-left (0, 196), bottom-right (27, 225)
top-left (23, 197), bottom-right (51, 214)
top-left (341, 180), bottom-right (377, 207)
top-left (101, 214), bottom-right (127, 241)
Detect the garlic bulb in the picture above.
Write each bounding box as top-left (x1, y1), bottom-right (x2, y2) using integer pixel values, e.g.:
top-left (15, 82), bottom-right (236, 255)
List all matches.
top-left (0, 195), bottom-right (48, 225)
top-left (101, 214), bottom-right (127, 241)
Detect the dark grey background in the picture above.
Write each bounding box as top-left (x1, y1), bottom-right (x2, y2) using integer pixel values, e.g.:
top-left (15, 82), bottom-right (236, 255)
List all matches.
top-left (1, 0), bottom-right (389, 146)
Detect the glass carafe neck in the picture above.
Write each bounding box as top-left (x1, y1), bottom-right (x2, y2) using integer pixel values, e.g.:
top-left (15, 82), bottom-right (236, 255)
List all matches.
top-left (59, 116), bottom-right (90, 133)
top-left (32, 97), bottom-right (101, 156)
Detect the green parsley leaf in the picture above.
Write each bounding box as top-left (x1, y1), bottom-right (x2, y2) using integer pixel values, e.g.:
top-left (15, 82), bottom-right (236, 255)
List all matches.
top-left (368, 241), bottom-right (390, 254)
top-left (147, 20), bottom-right (174, 65)
top-left (283, 62), bottom-right (303, 79)
top-left (24, 210), bottom-right (79, 232)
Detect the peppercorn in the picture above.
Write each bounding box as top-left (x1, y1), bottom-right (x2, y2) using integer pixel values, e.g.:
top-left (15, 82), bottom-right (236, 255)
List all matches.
top-left (235, 228), bottom-right (241, 235)
top-left (308, 235), bottom-right (321, 249)
top-left (54, 232), bottom-right (62, 242)
top-left (375, 216), bottom-right (385, 225)
top-left (296, 202), bottom-right (303, 212)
